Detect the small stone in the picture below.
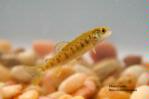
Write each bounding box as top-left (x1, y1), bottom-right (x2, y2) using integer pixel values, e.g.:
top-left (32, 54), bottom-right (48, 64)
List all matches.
top-left (1, 84), bottom-right (23, 99)
top-left (90, 42), bottom-right (117, 63)
top-left (17, 50), bottom-right (38, 65)
top-left (18, 90), bottom-right (39, 99)
top-left (124, 55), bottom-right (142, 66)
top-left (58, 73), bottom-right (87, 94)
top-left (11, 65), bottom-right (32, 82)
top-left (131, 86), bottom-right (149, 99)
top-left (136, 72), bottom-right (149, 87)
top-left (0, 40), bottom-right (11, 53)
top-left (32, 40), bottom-right (54, 57)
top-left (96, 86), bottom-right (130, 99)
top-left (0, 64), bottom-right (11, 81)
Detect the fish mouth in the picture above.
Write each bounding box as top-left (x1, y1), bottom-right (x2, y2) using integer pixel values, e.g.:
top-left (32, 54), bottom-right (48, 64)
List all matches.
top-left (103, 30), bottom-right (112, 39)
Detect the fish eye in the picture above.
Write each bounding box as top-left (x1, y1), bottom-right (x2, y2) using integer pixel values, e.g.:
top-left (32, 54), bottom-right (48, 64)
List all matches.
top-left (101, 28), bottom-right (106, 33)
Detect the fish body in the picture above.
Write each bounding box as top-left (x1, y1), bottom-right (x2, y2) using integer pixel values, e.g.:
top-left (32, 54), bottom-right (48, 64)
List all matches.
top-left (40, 26), bottom-right (112, 71)
top-left (25, 26), bottom-right (112, 83)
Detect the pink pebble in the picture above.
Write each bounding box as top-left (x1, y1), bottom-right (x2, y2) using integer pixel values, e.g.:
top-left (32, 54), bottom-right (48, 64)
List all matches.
top-left (32, 40), bottom-right (54, 57)
top-left (90, 42), bottom-right (117, 63)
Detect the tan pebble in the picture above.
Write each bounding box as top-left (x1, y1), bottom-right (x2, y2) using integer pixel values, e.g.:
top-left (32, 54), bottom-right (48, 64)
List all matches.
top-left (0, 40), bottom-right (11, 53)
top-left (93, 59), bottom-right (123, 81)
top-left (11, 65), bottom-right (32, 82)
top-left (48, 91), bottom-right (66, 99)
top-left (18, 90), bottom-right (39, 99)
top-left (39, 96), bottom-right (50, 99)
top-left (103, 76), bottom-right (116, 86)
top-left (131, 85), bottom-right (149, 99)
top-left (42, 66), bottom-right (74, 94)
top-left (17, 50), bottom-right (38, 65)
top-left (121, 65), bottom-right (146, 78)
top-left (117, 65), bottom-right (146, 90)
top-left (58, 95), bottom-right (72, 99)
top-left (74, 64), bottom-right (96, 75)
top-left (96, 86), bottom-right (130, 99)
top-left (116, 75), bottom-right (137, 90)
top-left (124, 55), bottom-right (142, 66)
top-left (0, 64), bottom-right (11, 81)
top-left (0, 54), bottom-right (20, 67)
top-left (73, 79), bottom-right (96, 98)
top-left (24, 84), bottom-right (42, 93)
top-left (58, 73), bottom-right (87, 94)
top-left (136, 72), bottom-right (149, 87)
top-left (71, 96), bottom-right (84, 99)
top-left (1, 84), bottom-right (23, 99)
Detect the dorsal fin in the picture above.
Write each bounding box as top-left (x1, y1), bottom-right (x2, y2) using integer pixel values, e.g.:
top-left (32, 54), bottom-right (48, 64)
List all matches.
top-left (55, 41), bottom-right (68, 53)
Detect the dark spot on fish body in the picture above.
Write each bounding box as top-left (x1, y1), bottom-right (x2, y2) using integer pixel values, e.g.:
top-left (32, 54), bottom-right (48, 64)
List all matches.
top-left (80, 41), bottom-right (85, 47)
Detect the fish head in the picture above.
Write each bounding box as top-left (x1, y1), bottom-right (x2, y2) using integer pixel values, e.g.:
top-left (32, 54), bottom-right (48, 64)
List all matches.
top-left (92, 26), bottom-right (112, 41)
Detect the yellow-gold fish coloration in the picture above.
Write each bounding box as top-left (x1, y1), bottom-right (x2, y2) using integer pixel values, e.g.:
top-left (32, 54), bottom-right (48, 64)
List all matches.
top-left (25, 26), bottom-right (112, 84)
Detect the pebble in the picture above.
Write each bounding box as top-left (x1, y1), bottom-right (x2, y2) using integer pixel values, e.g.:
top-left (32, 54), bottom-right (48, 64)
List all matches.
top-left (59, 95), bottom-right (72, 99)
top-left (93, 59), bottom-right (122, 81)
top-left (0, 40), bottom-right (12, 53)
top-left (0, 54), bottom-right (20, 67)
top-left (16, 50), bottom-right (38, 65)
top-left (58, 73), bottom-right (87, 94)
top-left (42, 66), bottom-right (74, 94)
top-left (124, 55), bottom-right (142, 66)
top-left (18, 90), bottom-right (39, 99)
top-left (96, 86), bottom-right (131, 99)
top-left (48, 91), bottom-right (66, 99)
top-left (136, 72), bottom-right (149, 87)
top-left (131, 85), bottom-right (149, 99)
top-left (90, 42), bottom-right (117, 62)
top-left (0, 64), bottom-right (11, 81)
top-left (121, 65), bottom-right (146, 78)
top-left (11, 65), bottom-right (32, 82)
top-left (32, 40), bottom-right (54, 57)
top-left (73, 79), bottom-right (96, 98)
top-left (1, 84), bottom-right (23, 99)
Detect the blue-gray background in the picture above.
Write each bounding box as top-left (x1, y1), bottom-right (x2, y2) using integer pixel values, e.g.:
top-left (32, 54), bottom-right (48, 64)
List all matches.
top-left (0, 0), bottom-right (146, 58)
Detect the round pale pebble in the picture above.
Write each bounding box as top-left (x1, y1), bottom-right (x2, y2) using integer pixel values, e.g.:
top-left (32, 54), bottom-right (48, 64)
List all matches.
top-left (1, 84), bottom-right (23, 99)
top-left (11, 65), bottom-right (32, 82)
top-left (48, 91), bottom-right (66, 99)
top-left (58, 95), bottom-right (72, 99)
top-left (24, 85), bottom-right (42, 93)
top-left (116, 75), bottom-right (137, 90)
top-left (18, 90), bottom-right (39, 99)
top-left (121, 65), bottom-right (146, 78)
top-left (0, 64), bottom-right (11, 81)
top-left (71, 96), bottom-right (84, 99)
top-left (0, 39), bottom-right (12, 53)
top-left (90, 42), bottom-right (117, 63)
top-left (136, 72), bottom-right (149, 87)
top-left (123, 55), bottom-right (142, 66)
top-left (96, 86), bottom-right (131, 99)
top-left (39, 96), bottom-right (50, 99)
top-left (73, 79), bottom-right (96, 98)
top-left (131, 85), bottom-right (149, 99)
top-left (93, 59), bottom-right (123, 81)
top-left (16, 50), bottom-right (38, 65)
top-left (58, 73), bottom-right (87, 94)
top-left (33, 40), bottom-right (54, 57)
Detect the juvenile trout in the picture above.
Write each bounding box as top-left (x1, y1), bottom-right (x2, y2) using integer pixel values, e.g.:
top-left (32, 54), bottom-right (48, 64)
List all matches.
top-left (25, 26), bottom-right (112, 83)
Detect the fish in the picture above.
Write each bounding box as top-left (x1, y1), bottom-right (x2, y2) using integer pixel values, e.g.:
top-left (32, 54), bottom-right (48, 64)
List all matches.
top-left (24, 26), bottom-right (112, 84)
